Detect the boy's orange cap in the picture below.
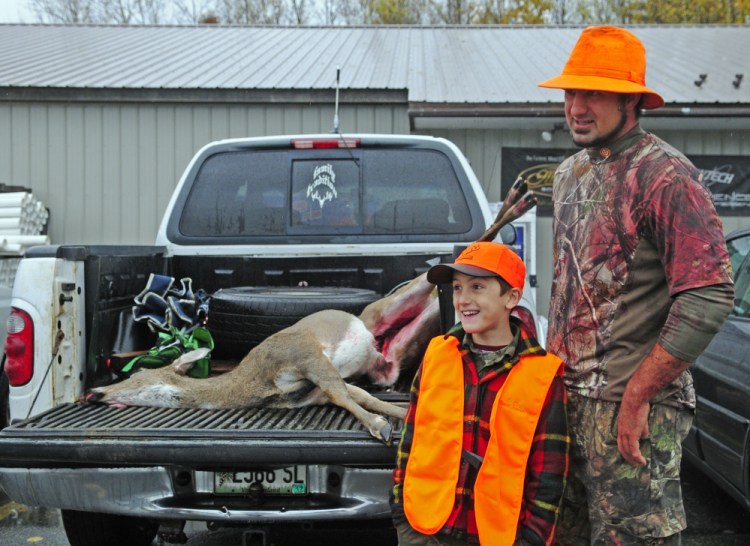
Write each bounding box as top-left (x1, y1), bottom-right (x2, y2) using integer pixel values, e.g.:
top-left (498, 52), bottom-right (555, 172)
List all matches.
top-left (538, 25), bottom-right (664, 110)
top-left (427, 242), bottom-right (525, 291)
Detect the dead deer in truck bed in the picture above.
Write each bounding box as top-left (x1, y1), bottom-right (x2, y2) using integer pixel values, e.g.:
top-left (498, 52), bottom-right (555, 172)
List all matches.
top-left (84, 272), bottom-right (438, 445)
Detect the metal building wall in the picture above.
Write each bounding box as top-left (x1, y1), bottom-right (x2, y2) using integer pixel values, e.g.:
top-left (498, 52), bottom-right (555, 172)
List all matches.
top-left (427, 126), bottom-right (750, 316)
top-left (1, 100), bottom-right (746, 318)
top-left (0, 101), bottom-right (409, 246)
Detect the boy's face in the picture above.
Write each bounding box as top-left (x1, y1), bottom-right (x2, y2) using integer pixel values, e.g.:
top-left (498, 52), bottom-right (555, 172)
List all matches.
top-left (451, 272), bottom-right (521, 345)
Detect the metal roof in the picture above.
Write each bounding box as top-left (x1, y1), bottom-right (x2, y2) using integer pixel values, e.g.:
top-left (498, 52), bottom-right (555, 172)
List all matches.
top-left (0, 24), bottom-right (747, 105)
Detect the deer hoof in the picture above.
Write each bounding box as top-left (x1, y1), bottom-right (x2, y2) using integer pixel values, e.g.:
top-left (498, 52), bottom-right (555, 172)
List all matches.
top-left (370, 417), bottom-right (393, 445)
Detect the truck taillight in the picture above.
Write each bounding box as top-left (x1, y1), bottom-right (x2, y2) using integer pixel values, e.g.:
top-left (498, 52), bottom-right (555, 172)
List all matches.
top-left (5, 308), bottom-right (34, 386)
top-left (291, 138), bottom-right (360, 149)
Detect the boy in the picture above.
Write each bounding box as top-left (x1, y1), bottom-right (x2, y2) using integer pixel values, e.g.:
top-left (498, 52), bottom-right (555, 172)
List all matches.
top-left (391, 241), bottom-right (568, 546)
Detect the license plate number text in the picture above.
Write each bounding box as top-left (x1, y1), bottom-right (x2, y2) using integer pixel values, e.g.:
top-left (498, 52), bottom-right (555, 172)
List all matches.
top-left (214, 466), bottom-right (307, 495)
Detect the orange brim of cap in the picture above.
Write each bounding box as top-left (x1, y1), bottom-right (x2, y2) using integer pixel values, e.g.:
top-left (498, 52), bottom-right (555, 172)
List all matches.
top-left (538, 74), bottom-right (664, 110)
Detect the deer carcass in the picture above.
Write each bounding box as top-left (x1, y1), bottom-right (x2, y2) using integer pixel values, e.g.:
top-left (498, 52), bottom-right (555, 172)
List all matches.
top-left (84, 273), bottom-right (439, 445)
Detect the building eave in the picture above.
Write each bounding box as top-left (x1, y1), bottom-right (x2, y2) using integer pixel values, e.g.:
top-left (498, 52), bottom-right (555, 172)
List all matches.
top-left (0, 87), bottom-right (409, 105)
top-left (409, 103), bottom-right (750, 131)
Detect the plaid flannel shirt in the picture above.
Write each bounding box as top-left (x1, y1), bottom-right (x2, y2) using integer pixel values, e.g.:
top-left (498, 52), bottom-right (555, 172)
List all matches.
top-left (391, 318), bottom-right (569, 545)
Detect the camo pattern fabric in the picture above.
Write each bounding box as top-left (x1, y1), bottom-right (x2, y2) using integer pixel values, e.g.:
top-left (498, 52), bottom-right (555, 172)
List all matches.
top-left (555, 393), bottom-right (691, 546)
top-left (547, 128), bottom-right (732, 406)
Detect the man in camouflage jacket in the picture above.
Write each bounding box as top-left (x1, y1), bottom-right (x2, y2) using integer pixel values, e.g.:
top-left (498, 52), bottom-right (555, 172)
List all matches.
top-left (538, 26), bottom-right (734, 545)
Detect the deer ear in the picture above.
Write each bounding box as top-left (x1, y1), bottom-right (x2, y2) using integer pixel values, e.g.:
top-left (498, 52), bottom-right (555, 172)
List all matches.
top-left (171, 348), bottom-right (211, 376)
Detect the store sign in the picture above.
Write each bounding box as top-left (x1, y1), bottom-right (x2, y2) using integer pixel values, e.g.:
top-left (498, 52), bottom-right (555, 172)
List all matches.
top-left (690, 155), bottom-right (750, 216)
top-left (502, 148), bottom-right (750, 217)
top-left (500, 148), bottom-right (574, 216)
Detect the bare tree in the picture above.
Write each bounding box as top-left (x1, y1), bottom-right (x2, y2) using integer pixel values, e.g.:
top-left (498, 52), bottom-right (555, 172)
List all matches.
top-left (212, 0), bottom-right (285, 23)
top-left (320, 0), bottom-right (373, 24)
top-left (32, 0), bottom-right (96, 23)
top-left (286, 0), bottom-right (310, 23)
top-left (173, 0), bottom-right (218, 23)
top-left (32, 0), bottom-right (167, 23)
top-left (27, 0), bottom-right (750, 27)
top-left (100, 0), bottom-right (166, 23)
top-left (430, 0), bottom-right (478, 23)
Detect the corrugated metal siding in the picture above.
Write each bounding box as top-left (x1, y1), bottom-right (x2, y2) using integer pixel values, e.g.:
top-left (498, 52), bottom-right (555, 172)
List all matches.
top-left (0, 25), bottom-right (748, 105)
top-left (0, 101), bottom-right (409, 244)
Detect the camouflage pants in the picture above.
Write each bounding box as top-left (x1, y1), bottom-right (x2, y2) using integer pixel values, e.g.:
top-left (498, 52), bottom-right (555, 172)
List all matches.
top-left (555, 392), bottom-right (692, 546)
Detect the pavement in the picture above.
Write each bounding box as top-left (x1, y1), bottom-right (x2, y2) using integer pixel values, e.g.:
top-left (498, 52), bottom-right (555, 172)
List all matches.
top-left (681, 461), bottom-right (750, 545)
top-left (1, 463), bottom-right (750, 545)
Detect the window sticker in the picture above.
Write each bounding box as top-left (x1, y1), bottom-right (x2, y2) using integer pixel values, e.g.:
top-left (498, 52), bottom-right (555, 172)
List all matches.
top-left (307, 164), bottom-right (338, 209)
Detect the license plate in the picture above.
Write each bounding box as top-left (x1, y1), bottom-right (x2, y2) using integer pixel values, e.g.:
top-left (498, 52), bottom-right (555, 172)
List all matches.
top-left (214, 467), bottom-right (307, 495)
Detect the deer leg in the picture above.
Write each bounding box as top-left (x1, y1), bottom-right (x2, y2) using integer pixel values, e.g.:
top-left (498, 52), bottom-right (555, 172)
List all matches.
top-left (344, 383), bottom-right (406, 420)
top-left (301, 355), bottom-right (398, 445)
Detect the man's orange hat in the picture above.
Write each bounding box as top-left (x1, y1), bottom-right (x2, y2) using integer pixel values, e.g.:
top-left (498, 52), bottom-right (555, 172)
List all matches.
top-left (427, 242), bottom-right (525, 291)
top-left (538, 26), bottom-right (664, 110)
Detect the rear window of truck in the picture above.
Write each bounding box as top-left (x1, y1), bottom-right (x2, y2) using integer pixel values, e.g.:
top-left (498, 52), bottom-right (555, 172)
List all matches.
top-left (178, 148), bottom-right (474, 239)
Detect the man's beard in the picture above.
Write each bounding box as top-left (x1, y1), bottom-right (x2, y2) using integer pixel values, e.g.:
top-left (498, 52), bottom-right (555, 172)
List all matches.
top-left (572, 109), bottom-right (628, 149)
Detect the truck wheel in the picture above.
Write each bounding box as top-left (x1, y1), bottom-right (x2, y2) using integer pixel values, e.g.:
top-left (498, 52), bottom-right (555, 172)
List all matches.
top-left (61, 509), bottom-right (158, 546)
top-left (0, 367), bottom-right (8, 430)
top-left (207, 286), bottom-right (379, 357)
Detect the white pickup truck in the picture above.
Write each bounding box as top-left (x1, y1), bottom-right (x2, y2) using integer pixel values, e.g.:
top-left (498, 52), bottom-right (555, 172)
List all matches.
top-left (0, 284), bottom-right (9, 429)
top-left (0, 134), bottom-right (538, 546)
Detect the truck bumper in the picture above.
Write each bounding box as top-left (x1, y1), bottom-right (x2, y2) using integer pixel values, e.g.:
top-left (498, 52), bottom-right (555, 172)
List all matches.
top-left (0, 465), bottom-right (394, 522)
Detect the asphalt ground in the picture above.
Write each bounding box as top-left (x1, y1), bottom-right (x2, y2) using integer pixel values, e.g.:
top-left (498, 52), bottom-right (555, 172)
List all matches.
top-left (1, 460), bottom-right (749, 545)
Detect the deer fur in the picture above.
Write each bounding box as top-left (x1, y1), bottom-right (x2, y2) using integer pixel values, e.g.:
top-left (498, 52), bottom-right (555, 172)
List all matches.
top-left (85, 273), bottom-right (439, 445)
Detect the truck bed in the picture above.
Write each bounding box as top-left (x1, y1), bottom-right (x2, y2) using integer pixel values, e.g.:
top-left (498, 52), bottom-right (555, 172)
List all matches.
top-left (0, 398), bottom-right (406, 468)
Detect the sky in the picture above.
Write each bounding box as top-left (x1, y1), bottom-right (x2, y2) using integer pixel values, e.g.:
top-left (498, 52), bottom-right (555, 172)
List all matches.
top-left (0, 0), bottom-right (34, 23)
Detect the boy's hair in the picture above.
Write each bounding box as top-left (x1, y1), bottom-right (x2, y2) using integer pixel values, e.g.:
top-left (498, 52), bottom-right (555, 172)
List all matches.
top-left (495, 276), bottom-right (512, 295)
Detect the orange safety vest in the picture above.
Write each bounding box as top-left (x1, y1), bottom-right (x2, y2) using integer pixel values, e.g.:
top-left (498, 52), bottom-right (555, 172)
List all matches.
top-left (403, 335), bottom-right (563, 545)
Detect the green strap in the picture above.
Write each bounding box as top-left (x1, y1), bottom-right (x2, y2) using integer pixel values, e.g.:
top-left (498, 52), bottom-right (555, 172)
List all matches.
top-left (121, 326), bottom-right (214, 378)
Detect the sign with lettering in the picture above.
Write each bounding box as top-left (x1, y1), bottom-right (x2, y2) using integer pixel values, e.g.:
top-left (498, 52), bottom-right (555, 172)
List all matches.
top-left (689, 155), bottom-right (750, 216)
top-left (502, 148), bottom-right (750, 217)
top-left (500, 148), bottom-right (575, 216)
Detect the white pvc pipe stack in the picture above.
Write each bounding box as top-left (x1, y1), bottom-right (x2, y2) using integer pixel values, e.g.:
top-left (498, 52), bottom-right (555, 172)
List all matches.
top-left (0, 190), bottom-right (51, 264)
top-left (0, 192), bottom-right (31, 207)
top-left (0, 207), bottom-right (22, 218)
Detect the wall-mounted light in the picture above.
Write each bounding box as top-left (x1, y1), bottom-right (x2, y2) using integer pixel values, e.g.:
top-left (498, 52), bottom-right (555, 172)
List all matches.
top-left (733, 74), bottom-right (743, 89)
top-left (541, 123), bottom-right (567, 142)
top-left (694, 74), bottom-right (707, 87)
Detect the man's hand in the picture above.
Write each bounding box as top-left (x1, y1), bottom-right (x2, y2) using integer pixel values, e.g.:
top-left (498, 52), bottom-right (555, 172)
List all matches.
top-left (617, 393), bottom-right (649, 466)
top-left (618, 343), bottom-right (690, 467)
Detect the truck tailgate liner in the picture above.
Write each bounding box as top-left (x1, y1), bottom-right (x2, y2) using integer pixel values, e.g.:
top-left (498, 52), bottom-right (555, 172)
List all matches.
top-left (5, 402), bottom-right (407, 437)
top-left (0, 403), bottom-right (405, 467)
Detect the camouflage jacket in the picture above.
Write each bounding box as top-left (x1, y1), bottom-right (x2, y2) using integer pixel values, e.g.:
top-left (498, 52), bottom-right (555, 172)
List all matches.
top-left (547, 127), bottom-right (732, 407)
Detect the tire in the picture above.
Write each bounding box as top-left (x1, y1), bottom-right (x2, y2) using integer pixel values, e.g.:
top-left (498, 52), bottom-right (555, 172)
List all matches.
top-left (0, 364), bottom-right (9, 430)
top-left (61, 509), bottom-right (158, 546)
top-left (207, 286), bottom-right (380, 358)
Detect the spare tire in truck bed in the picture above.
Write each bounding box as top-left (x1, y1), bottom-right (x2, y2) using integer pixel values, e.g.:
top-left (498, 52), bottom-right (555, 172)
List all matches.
top-left (207, 286), bottom-right (380, 357)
